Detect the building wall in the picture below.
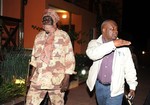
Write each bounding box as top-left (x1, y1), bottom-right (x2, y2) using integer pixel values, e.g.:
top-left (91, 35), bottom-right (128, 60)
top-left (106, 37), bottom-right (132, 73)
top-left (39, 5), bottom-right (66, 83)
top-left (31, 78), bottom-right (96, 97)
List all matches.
top-left (3, 0), bottom-right (96, 54)
top-left (24, 0), bottom-right (45, 49)
top-left (46, 0), bottom-right (96, 53)
top-left (3, 0), bottom-right (21, 19)
top-left (71, 14), bottom-right (82, 53)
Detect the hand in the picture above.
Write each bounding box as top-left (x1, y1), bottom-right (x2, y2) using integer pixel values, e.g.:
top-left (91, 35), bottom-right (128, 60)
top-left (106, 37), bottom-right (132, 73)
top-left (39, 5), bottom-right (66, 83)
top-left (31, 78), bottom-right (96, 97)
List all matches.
top-left (26, 66), bottom-right (35, 86)
top-left (128, 89), bottom-right (135, 100)
top-left (113, 39), bottom-right (131, 47)
top-left (60, 74), bottom-right (70, 92)
top-left (26, 76), bottom-right (31, 87)
top-left (25, 76), bottom-right (31, 95)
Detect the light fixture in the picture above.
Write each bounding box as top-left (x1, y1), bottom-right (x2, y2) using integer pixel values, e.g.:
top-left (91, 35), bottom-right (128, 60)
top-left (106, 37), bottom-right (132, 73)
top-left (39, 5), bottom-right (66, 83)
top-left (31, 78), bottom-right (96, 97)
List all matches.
top-left (142, 51), bottom-right (145, 54)
top-left (62, 14), bottom-right (67, 19)
top-left (81, 69), bottom-right (86, 75)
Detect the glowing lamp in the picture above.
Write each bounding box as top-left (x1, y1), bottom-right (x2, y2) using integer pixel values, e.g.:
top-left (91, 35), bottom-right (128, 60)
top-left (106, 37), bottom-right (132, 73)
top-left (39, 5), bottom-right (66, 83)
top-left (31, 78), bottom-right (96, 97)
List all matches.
top-left (62, 14), bottom-right (67, 19)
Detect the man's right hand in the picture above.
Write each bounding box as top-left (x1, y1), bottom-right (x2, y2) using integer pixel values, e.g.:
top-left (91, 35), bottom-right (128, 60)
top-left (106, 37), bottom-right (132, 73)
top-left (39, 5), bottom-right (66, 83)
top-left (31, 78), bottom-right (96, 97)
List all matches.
top-left (113, 39), bottom-right (131, 47)
top-left (26, 66), bottom-right (36, 89)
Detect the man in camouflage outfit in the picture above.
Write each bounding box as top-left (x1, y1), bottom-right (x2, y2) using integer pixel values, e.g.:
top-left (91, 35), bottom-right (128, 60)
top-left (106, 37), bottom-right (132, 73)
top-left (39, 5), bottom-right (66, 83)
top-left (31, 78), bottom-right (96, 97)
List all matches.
top-left (26, 9), bottom-right (76, 105)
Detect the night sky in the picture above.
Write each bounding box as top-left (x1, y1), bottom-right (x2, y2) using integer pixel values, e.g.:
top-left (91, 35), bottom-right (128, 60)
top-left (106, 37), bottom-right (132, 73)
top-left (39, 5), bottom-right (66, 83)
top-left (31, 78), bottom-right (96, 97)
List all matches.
top-left (121, 0), bottom-right (149, 51)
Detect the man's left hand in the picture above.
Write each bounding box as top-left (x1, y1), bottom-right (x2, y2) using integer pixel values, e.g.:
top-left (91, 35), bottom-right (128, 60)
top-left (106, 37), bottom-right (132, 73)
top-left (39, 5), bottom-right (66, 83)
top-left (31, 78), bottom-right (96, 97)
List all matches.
top-left (128, 89), bottom-right (135, 100)
top-left (60, 74), bottom-right (70, 92)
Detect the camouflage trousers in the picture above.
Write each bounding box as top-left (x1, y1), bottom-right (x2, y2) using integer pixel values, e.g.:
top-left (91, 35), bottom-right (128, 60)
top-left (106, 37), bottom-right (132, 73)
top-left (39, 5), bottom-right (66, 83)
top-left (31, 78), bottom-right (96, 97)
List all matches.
top-left (26, 85), bottom-right (65, 105)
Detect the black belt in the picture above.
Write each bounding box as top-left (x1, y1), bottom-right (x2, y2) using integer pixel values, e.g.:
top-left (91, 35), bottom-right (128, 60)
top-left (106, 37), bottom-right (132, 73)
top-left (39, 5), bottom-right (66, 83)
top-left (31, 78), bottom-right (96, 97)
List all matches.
top-left (98, 80), bottom-right (111, 86)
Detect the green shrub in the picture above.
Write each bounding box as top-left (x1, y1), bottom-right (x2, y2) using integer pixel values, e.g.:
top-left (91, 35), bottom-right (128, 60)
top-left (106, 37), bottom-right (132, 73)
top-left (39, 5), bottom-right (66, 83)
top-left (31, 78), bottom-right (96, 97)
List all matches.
top-left (0, 48), bottom-right (31, 103)
top-left (0, 82), bottom-right (26, 104)
top-left (0, 49), bottom-right (31, 83)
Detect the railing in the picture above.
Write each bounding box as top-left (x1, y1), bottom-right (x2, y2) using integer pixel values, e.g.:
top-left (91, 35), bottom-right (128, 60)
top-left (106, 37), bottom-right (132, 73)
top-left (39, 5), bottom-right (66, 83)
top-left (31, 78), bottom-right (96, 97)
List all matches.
top-left (0, 16), bottom-right (24, 50)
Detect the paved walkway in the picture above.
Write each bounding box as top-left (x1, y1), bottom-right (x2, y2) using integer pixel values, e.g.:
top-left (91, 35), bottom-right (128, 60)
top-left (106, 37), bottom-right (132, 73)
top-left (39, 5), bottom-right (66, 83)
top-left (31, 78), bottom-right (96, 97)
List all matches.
top-left (65, 83), bottom-right (97, 105)
top-left (65, 66), bottom-right (150, 105)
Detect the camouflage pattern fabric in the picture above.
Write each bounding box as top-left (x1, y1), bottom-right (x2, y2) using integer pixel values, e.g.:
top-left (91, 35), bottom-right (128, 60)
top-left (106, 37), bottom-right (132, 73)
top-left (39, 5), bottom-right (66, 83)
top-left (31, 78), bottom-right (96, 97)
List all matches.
top-left (26, 29), bottom-right (75, 105)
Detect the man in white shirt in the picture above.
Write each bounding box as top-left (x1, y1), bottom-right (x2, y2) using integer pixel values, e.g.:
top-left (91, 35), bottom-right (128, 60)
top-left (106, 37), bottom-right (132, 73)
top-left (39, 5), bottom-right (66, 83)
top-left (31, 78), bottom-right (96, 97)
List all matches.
top-left (86, 19), bottom-right (138, 105)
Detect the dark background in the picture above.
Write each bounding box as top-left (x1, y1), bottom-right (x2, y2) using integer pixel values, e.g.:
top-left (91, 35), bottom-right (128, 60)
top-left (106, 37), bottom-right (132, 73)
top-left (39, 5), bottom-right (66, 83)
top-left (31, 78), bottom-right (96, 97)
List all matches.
top-left (121, 0), bottom-right (149, 52)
